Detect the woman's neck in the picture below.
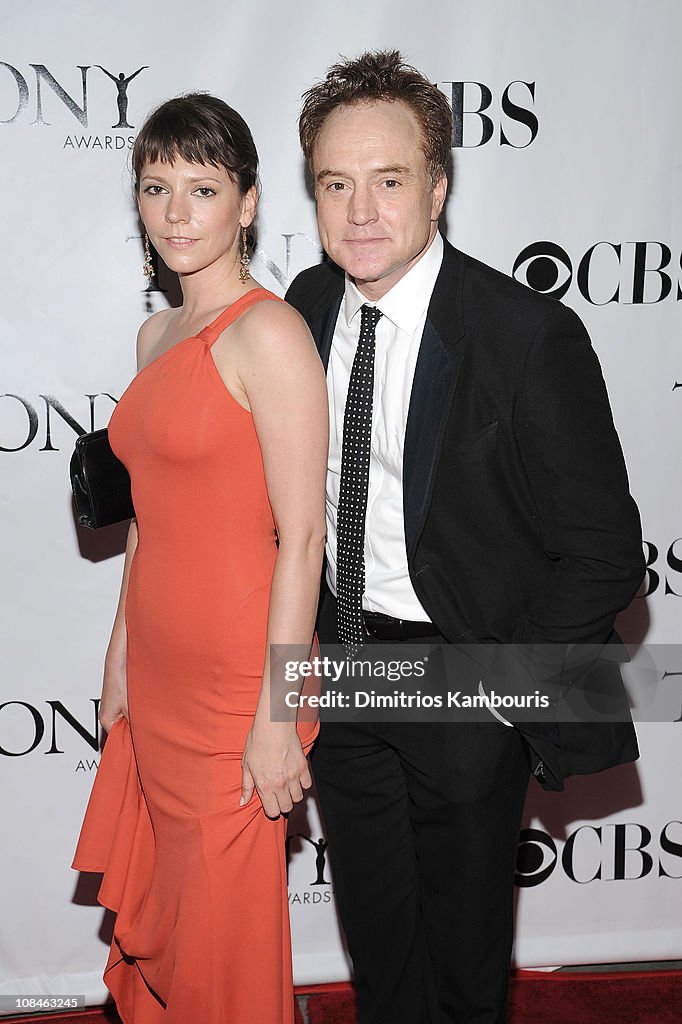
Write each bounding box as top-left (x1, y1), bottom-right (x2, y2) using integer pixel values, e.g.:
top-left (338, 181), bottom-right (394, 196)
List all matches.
top-left (177, 251), bottom-right (247, 322)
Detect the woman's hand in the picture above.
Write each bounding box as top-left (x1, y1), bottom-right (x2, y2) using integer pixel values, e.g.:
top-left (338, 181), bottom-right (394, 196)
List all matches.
top-left (99, 644), bottom-right (128, 734)
top-left (241, 719), bottom-right (312, 818)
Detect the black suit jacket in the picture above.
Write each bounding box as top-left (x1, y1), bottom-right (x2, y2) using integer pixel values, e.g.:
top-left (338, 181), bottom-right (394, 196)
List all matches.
top-left (286, 237), bottom-right (644, 789)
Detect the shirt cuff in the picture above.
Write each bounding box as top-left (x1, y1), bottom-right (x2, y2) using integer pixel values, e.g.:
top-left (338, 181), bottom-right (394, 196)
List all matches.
top-left (477, 680), bottom-right (514, 727)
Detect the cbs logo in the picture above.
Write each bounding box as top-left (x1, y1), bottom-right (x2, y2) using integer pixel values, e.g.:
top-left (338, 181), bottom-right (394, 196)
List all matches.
top-left (443, 80), bottom-right (538, 149)
top-left (639, 540), bottom-right (682, 598)
top-left (515, 822), bottom-right (682, 886)
top-left (513, 240), bottom-right (682, 304)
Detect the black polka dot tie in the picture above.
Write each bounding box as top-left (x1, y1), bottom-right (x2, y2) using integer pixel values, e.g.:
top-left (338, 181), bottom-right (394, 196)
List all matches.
top-left (336, 304), bottom-right (382, 654)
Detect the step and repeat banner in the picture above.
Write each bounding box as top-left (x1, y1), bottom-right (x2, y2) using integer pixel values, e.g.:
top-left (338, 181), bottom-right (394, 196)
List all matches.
top-left (1, 0), bottom-right (681, 1008)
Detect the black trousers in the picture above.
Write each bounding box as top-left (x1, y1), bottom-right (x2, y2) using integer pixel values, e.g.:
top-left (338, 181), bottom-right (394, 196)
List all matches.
top-left (313, 591), bottom-right (530, 1024)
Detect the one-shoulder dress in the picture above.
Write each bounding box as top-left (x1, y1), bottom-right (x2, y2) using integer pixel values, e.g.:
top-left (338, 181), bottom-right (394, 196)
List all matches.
top-left (72, 288), bottom-right (318, 1024)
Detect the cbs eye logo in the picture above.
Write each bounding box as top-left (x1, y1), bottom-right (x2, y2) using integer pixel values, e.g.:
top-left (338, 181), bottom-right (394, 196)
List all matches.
top-left (512, 242), bottom-right (573, 300)
top-left (515, 828), bottom-right (558, 887)
top-left (513, 239), bottom-right (682, 304)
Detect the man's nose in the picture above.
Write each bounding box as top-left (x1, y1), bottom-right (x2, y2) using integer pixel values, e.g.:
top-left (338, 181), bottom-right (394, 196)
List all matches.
top-left (347, 185), bottom-right (377, 226)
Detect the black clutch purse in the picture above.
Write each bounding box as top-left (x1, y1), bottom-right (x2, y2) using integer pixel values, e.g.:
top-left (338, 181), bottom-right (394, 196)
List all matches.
top-left (70, 428), bottom-right (135, 529)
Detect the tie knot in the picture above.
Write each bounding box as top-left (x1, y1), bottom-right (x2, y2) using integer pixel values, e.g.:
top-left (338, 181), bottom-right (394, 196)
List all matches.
top-left (360, 304), bottom-right (382, 334)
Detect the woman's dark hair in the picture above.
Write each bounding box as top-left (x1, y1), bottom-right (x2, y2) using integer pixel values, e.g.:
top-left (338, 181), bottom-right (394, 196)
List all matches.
top-left (132, 93), bottom-right (259, 196)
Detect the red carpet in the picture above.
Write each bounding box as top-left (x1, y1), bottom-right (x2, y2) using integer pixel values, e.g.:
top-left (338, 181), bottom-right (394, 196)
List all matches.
top-left (301, 974), bottom-right (679, 1024)
top-left (505, 970), bottom-right (682, 1024)
top-left (3, 971), bottom-right (681, 1024)
top-left (301, 972), bottom-right (682, 1024)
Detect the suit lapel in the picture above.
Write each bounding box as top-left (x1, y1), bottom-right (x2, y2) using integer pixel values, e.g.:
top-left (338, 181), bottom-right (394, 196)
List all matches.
top-left (314, 296), bottom-right (342, 370)
top-left (404, 240), bottom-right (467, 555)
top-left (292, 261), bottom-right (344, 369)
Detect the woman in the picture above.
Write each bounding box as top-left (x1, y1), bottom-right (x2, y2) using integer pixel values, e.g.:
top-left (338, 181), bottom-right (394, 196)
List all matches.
top-left (72, 94), bottom-right (327, 1024)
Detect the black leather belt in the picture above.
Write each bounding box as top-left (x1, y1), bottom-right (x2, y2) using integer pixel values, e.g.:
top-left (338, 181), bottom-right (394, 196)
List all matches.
top-left (362, 611), bottom-right (437, 641)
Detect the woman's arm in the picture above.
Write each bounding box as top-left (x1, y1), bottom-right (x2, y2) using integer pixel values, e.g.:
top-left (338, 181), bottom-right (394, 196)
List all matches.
top-left (99, 315), bottom-right (166, 733)
top-left (99, 520), bottom-right (137, 732)
top-left (220, 299), bottom-right (328, 818)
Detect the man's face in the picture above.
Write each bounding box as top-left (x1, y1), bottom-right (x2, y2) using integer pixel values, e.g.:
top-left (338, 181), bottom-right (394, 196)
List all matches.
top-left (312, 100), bottom-right (447, 301)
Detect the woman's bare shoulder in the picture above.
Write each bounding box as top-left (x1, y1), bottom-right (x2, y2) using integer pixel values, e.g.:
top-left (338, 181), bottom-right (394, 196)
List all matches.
top-left (135, 307), bottom-right (176, 370)
top-left (236, 295), bottom-right (316, 356)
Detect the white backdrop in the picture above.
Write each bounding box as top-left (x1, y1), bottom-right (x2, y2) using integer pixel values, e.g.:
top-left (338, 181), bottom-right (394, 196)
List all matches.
top-left (1, 0), bottom-right (681, 1008)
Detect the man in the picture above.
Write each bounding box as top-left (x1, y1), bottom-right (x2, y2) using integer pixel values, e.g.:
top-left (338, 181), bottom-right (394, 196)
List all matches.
top-left (286, 51), bottom-right (644, 1024)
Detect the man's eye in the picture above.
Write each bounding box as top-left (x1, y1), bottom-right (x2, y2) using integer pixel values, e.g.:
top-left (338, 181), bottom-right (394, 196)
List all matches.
top-left (328, 182), bottom-right (346, 191)
top-left (384, 179), bottom-right (399, 188)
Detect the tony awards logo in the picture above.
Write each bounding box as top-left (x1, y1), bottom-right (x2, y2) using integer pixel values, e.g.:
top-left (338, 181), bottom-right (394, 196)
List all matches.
top-left (94, 66), bottom-right (148, 128)
top-left (0, 61), bottom-right (150, 149)
top-left (0, 392), bottom-right (118, 453)
top-left (286, 833), bottom-right (333, 906)
top-left (0, 698), bottom-right (100, 771)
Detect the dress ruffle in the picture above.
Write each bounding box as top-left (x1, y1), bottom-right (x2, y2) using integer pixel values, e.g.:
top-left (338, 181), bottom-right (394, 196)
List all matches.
top-left (73, 718), bottom-right (152, 912)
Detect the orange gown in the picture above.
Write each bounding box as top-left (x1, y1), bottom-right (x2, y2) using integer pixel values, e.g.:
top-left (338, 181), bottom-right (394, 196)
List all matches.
top-left (72, 289), bottom-right (318, 1024)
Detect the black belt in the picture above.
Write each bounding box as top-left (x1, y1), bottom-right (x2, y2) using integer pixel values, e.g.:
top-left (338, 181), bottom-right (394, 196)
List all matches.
top-left (362, 610), bottom-right (437, 641)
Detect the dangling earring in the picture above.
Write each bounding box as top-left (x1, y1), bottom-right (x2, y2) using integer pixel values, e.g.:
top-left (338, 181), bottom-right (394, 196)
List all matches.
top-left (143, 233), bottom-right (154, 282)
top-left (239, 226), bottom-right (251, 284)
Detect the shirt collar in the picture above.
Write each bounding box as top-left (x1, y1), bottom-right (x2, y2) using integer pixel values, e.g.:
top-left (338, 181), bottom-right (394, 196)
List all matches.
top-left (343, 232), bottom-right (444, 333)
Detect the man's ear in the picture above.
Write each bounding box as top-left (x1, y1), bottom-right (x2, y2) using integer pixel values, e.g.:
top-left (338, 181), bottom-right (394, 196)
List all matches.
top-left (431, 173), bottom-right (448, 221)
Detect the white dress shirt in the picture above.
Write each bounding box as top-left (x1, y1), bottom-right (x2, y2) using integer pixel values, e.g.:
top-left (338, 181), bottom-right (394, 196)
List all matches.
top-left (325, 233), bottom-right (444, 619)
